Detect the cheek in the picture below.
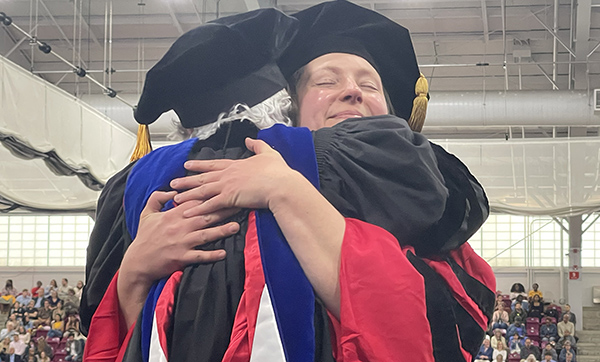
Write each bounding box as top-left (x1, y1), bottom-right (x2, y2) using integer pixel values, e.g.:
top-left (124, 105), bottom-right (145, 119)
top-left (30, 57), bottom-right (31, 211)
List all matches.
top-left (298, 89), bottom-right (336, 128)
top-left (366, 94), bottom-right (389, 116)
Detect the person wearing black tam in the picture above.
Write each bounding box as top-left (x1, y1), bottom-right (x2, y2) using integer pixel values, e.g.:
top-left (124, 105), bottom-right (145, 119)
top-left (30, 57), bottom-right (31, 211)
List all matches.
top-left (83, 1), bottom-right (494, 361)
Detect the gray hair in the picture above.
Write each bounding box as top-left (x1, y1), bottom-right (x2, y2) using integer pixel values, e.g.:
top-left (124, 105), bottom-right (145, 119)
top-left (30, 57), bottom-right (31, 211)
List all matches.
top-left (169, 88), bottom-right (293, 141)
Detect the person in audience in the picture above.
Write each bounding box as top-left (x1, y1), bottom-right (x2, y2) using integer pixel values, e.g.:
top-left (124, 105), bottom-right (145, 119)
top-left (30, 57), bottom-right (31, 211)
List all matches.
top-left (507, 316), bottom-right (526, 338)
top-left (475, 338), bottom-right (494, 361)
top-left (543, 350), bottom-right (557, 362)
top-left (1, 281), bottom-right (17, 307)
top-left (557, 314), bottom-right (575, 338)
top-left (529, 294), bottom-right (544, 320)
top-left (23, 302), bottom-right (37, 324)
top-left (495, 354), bottom-right (504, 362)
top-left (524, 354), bottom-right (537, 362)
top-left (8, 335), bottom-right (25, 359)
top-left (34, 301), bottom-right (51, 327)
top-left (543, 343), bottom-right (558, 361)
top-left (512, 295), bottom-right (529, 312)
top-left (34, 338), bottom-right (52, 360)
top-left (29, 283), bottom-right (42, 301)
top-left (562, 304), bottom-right (576, 326)
top-left (558, 340), bottom-right (576, 362)
top-left (510, 283), bottom-right (527, 301)
top-left (14, 328), bottom-right (28, 346)
top-left (35, 350), bottom-right (49, 362)
top-left (62, 289), bottom-right (79, 315)
top-left (14, 291), bottom-right (30, 308)
top-left (492, 303), bottom-right (510, 331)
top-left (546, 304), bottom-right (561, 321)
top-left (0, 338), bottom-right (10, 357)
top-left (43, 281), bottom-right (57, 299)
top-left (9, 304), bottom-right (23, 322)
top-left (2, 347), bottom-right (21, 362)
top-left (63, 314), bottom-right (79, 335)
top-left (73, 281), bottom-right (83, 301)
top-left (563, 352), bottom-right (574, 362)
top-left (45, 291), bottom-right (60, 310)
top-left (57, 279), bottom-right (71, 300)
top-left (491, 328), bottom-right (507, 349)
top-left (511, 302), bottom-right (528, 322)
top-left (520, 337), bottom-right (541, 361)
top-left (493, 341), bottom-right (508, 361)
top-left (48, 313), bottom-right (64, 338)
top-left (528, 283), bottom-right (543, 302)
top-left (557, 331), bottom-right (577, 351)
top-left (31, 290), bottom-right (43, 310)
top-left (51, 301), bottom-right (64, 322)
top-left (63, 332), bottom-right (84, 362)
top-left (0, 323), bottom-right (16, 341)
top-left (541, 316), bottom-right (559, 342)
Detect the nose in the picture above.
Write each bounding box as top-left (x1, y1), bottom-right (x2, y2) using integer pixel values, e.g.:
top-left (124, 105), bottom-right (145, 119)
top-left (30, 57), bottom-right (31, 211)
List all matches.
top-left (340, 79), bottom-right (362, 104)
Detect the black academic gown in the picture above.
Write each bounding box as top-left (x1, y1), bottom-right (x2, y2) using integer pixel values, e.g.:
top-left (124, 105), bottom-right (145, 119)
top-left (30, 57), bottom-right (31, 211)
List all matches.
top-left (81, 115), bottom-right (492, 362)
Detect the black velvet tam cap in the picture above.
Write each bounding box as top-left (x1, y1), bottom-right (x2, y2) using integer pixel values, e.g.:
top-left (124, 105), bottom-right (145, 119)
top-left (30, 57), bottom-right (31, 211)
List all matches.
top-left (134, 8), bottom-right (298, 128)
top-left (279, 0), bottom-right (422, 123)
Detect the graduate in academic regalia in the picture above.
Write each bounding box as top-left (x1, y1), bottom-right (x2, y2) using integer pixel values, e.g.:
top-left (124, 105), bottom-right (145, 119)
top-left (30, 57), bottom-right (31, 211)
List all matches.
top-left (81, 2), bottom-right (495, 361)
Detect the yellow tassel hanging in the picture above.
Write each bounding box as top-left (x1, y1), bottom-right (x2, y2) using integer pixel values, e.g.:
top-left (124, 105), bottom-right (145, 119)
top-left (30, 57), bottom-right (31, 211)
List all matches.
top-left (407, 73), bottom-right (428, 133)
top-left (130, 124), bottom-right (153, 162)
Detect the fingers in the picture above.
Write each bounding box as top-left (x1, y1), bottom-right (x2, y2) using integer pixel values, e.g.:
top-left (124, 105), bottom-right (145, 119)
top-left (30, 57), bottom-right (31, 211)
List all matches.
top-left (174, 181), bottom-right (222, 205)
top-left (182, 221), bottom-right (240, 247)
top-left (182, 159), bottom-right (234, 173)
top-left (181, 249), bottom-right (227, 265)
top-left (182, 194), bottom-right (229, 217)
top-left (142, 191), bottom-right (177, 216)
top-left (170, 170), bottom-right (222, 191)
top-left (245, 138), bottom-right (274, 155)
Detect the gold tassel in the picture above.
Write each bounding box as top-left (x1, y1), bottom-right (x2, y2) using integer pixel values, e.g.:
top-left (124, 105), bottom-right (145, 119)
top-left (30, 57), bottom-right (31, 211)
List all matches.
top-left (407, 73), bottom-right (428, 133)
top-left (130, 124), bottom-right (153, 162)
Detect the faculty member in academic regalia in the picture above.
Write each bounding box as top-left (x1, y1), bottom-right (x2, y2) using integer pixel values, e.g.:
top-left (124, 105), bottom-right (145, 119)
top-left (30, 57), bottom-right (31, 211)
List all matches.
top-left (82, 2), bottom-right (495, 361)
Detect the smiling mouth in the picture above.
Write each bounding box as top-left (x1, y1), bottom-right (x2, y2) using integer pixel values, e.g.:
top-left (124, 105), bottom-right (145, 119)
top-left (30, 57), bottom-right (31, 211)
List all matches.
top-left (330, 112), bottom-right (364, 119)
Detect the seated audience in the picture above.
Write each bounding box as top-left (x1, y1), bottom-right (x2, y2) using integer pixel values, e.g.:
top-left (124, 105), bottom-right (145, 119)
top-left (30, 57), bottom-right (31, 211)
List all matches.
top-left (558, 340), bottom-right (576, 361)
top-left (45, 291), bottom-right (60, 310)
top-left (43, 281), bottom-right (57, 300)
top-left (0, 323), bottom-right (16, 341)
top-left (23, 302), bottom-right (37, 324)
top-left (512, 295), bottom-right (529, 312)
top-left (529, 294), bottom-right (544, 320)
top-left (511, 301), bottom-right (528, 321)
top-left (8, 335), bottom-right (25, 359)
top-left (73, 281), bottom-right (84, 301)
top-left (1, 347), bottom-right (21, 362)
top-left (36, 351), bottom-right (49, 362)
top-left (475, 338), bottom-right (494, 362)
top-left (540, 316), bottom-right (559, 342)
top-left (14, 291), bottom-right (31, 308)
top-left (563, 352), bottom-right (574, 362)
top-left (64, 314), bottom-right (80, 336)
top-left (34, 338), bottom-right (52, 360)
top-left (29, 283), bottom-right (42, 301)
top-left (557, 314), bottom-right (575, 338)
top-left (34, 302), bottom-right (51, 327)
top-left (509, 332), bottom-right (523, 353)
top-left (557, 331), bottom-right (577, 351)
top-left (57, 279), bottom-right (72, 301)
top-left (495, 354), bottom-right (504, 362)
top-left (14, 328), bottom-right (28, 346)
top-left (491, 329), bottom-right (506, 349)
top-left (493, 341), bottom-right (507, 362)
top-left (543, 350), bottom-right (557, 362)
top-left (562, 304), bottom-right (576, 326)
top-left (507, 317), bottom-right (526, 338)
top-left (543, 343), bottom-right (558, 361)
top-left (492, 304), bottom-right (510, 331)
top-left (510, 283), bottom-right (527, 301)
top-left (520, 337), bottom-right (541, 361)
top-left (1, 280), bottom-right (17, 305)
top-left (528, 283), bottom-right (543, 302)
top-left (525, 354), bottom-right (537, 362)
top-left (64, 332), bottom-right (84, 362)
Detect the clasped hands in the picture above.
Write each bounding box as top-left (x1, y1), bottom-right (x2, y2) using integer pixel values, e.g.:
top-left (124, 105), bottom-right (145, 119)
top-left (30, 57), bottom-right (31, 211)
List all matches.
top-left (121, 138), bottom-right (298, 283)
